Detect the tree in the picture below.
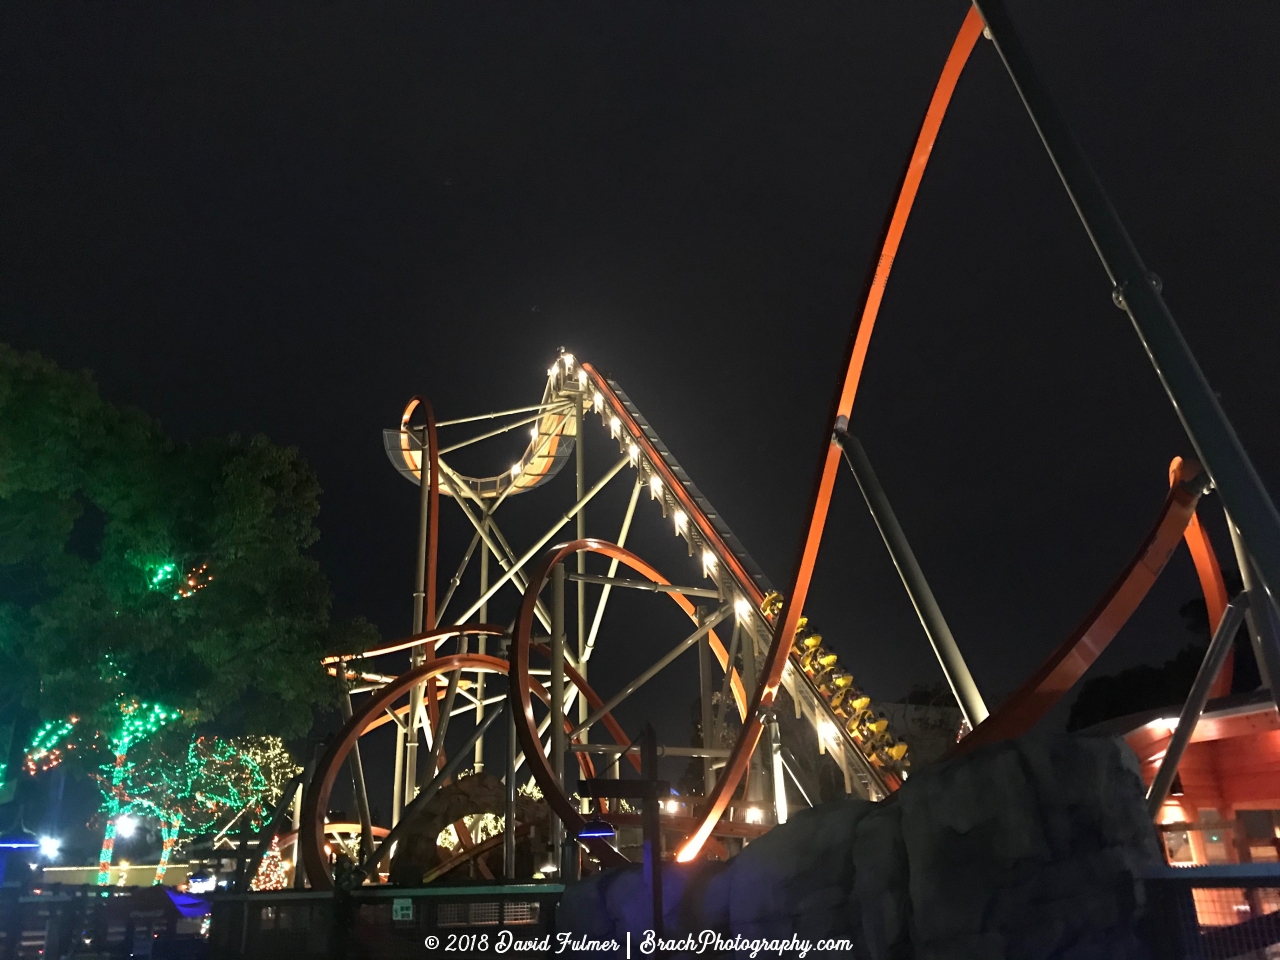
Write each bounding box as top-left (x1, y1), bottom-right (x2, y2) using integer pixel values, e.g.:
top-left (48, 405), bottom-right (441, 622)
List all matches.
top-left (0, 344), bottom-right (375, 750)
top-left (86, 728), bottom-right (301, 885)
top-left (1067, 591), bottom-right (1260, 732)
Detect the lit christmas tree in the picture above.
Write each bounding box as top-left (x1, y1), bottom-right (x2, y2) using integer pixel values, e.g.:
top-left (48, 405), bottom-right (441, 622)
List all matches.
top-left (250, 835), bottom-right (289, 891)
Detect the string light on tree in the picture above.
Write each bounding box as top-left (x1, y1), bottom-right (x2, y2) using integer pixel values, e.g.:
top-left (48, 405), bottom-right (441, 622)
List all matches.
top-left (145, 561), bottom-right (178, 590)
top-left (95, 701), bottom-right (180, 885)
top-left (24, 718), bottom-right (78, 774)
top-left (141, 558), bottom-right (213, 600)
top-left (173, 563), bottom-right (213, 600)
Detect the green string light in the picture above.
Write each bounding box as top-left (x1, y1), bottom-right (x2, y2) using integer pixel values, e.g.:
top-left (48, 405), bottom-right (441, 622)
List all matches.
top-left (145, 561), bottom-right (178, 590)
top-left (24, 718), bottom-right (78, 774)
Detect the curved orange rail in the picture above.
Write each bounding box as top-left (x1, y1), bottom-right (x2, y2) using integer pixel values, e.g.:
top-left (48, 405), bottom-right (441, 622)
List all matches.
top-left (949, 463), bottom-right (1210, 755)
top-left (303, 640), bottom-right (647, 886)
top-left (677, 5), bottom-right (986, 863)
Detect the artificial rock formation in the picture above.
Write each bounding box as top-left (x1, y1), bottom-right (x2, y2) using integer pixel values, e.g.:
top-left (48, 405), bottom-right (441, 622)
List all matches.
top-left (559, 734), bottom-right (1161, 959)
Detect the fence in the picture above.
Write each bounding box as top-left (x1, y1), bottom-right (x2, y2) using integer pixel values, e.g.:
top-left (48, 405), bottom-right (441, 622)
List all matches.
top-left (1144, 863), bottom-right (1280, 959)
top-left (208, 882), bottom-right (564, 959)
top-left (0, 883), bottom-right (209, 959)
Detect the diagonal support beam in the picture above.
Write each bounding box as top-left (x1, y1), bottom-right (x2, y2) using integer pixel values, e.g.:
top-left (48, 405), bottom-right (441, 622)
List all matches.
top-left (571, 604), bottom-right (732, 738)
top-left (453, 456), bottom-right (630, 627)
top-left (584, 478), bottom-right (643, 663)
top-left (833, 426), bottom-right (987, 727)
top-left (1146, 595), bottom-right (1248, 817)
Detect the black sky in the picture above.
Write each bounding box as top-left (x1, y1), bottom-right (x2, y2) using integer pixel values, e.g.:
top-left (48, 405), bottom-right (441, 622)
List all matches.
top-left (3, 1), bottom-right (1280, 745)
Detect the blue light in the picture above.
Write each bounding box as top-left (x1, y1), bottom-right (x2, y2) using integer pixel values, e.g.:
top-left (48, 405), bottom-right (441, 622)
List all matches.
top-left (577, 816), bottom-right (616, 840)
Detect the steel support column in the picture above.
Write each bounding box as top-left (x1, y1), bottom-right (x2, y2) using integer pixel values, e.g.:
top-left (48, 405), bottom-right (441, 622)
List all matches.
top-left (1147, 596), bottom-right (1249, 816)
top-left (575, 381), bottom-right (589, 740)
top-left (698, 626), bottom-right (716, 796)
top-left (768, 715), bottom-right (788, 825)
top-left (504, 693), bottom-right (517, 879)
top-left (337, 663), bottom-right (375, 861)
top-left (550, 563), bottom-right (566, 873)
top-left (406, 409), bottom-right (439, 808)
top-left (1228, 519), bottom-right (1280, 700)
top-left (475, 518), bottom-right (490, 772)
top-left (833, 427), bottom-right (988, 727)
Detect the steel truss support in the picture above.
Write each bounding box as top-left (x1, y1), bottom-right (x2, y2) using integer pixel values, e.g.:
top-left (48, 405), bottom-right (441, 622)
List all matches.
top-left (436, 400), bottom-right (570, 428)
top-left (437, 468), bottom-right (552, 633)
top-left (571, 572), bottom-right (720, 598)
top-left (454, 456), bottom-right (630, 627)
top-left (438, 407), bottom-right (569, 456)
top-left (571, 604), bottom-right (732, 738)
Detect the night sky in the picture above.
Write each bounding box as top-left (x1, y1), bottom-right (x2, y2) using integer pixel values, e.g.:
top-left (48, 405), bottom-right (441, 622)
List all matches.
top-left (3, 0), bottom-right (1280, 805)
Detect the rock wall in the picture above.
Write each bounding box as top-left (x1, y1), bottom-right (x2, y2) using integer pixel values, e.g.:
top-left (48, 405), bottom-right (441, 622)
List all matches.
top-left (559, 734), bottom-right (1161, 959)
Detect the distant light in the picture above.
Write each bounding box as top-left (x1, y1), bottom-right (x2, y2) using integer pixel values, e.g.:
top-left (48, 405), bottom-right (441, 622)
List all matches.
top-left (744, 807), bottom-right (764, 825)
top-left (593, 393), bottom-right (604, 413)
top-left (510, 463), bottom-right (522, 478)
top-left (663, 800), bottom-right (679, 814)
top-left (530, 427), bottom-right (538, 441)
top-left (819, 720), bottom-right (838, 741)
top-left (562, 353), bottom-right (575, 371)
top-left (187, 874), bottom-right (217, 894)
top-left (673, 510), bottom-right (687, 534)
top-left (609, 416), bottom-right (621, 438)
top-left (577, 369), bottom-right (587, 387)
top-left (649, 476), bottom-right (663, 498)
top-left (734, 597), bottom-right (752, 618)
top-left (627, 443), bottom-right (640, 465)
top-left (38, 837), bottom-right (61, 859)
top-left (547, 367), bottom-right (556, 378)
top-left (115, 816), bottom-right (137, 839)
top-left (702, 551), bottom-right (717, 576)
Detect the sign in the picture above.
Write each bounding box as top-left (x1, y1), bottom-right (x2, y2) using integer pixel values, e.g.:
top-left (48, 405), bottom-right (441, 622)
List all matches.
top-left (392, 898), bottom-right (414, 922)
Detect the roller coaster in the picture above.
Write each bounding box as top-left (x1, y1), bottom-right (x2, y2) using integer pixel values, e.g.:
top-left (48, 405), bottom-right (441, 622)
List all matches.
top-left (279, 3), bottom-right (1280, 890)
